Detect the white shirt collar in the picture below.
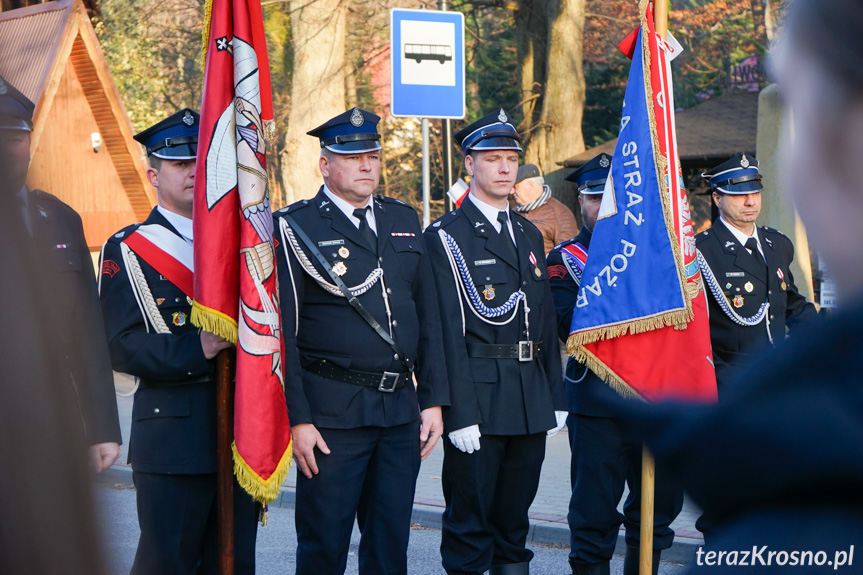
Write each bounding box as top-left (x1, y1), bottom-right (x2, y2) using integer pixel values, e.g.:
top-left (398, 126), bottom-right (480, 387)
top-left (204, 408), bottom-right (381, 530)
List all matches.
top-left (157, 205), bottom-right (193, 243)
top-left (322, 185), bottom-right (376, 233)
top-left (467, 192), bottom-right (516, 243)
top-left (720, 217), bottom-right (762, 256)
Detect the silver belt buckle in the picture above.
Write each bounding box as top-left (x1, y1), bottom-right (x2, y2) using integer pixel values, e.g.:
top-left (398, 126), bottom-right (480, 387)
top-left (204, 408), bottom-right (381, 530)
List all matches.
top-left (378, 371), bottom-right (400, 393)
top-left (518, 341), bottom-right (534, 362)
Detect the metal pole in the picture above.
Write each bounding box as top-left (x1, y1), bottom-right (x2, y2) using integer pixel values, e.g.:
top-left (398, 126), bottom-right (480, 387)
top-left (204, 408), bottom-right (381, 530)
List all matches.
top-left (438, 0), bottom-right (455, 212)
top-left (422, 118), bottom-right (430, 228)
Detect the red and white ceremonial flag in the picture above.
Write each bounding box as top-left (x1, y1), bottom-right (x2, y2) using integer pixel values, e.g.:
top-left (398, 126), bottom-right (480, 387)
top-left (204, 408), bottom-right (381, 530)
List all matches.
top-left (567, 0), bottom-right (716, 403)
top-left (191, 0), bottom-right (292, 504)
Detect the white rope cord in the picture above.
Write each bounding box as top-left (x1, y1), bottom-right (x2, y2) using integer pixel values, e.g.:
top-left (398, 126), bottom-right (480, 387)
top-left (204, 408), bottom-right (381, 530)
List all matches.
top-left (438, 229), bottom-right (528, 330)
top-left (698, 250), bottom-right (773, 345)
top-left (121, 242), bottom-right (171, 335)
top-left (279, 218), bottom-right (383, 297)
top-left (561, 251), bottom-right (583, 287)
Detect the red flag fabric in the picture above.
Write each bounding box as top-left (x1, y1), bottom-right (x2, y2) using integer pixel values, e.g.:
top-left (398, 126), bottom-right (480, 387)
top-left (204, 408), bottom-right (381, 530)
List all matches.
top-left (190, 0), bottom-right (292, 504)
top-left (569, 0), bottom-right (717, 403)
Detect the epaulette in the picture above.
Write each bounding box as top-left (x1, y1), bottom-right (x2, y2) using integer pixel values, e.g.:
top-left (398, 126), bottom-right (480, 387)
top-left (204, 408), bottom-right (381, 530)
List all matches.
top-left (428, 209), bottom-right (458, 230)
top-left (695, 228), bottom-right (713, 244)
top-left (107, 222), bottom-right (141, 243)
top-left (275, 198), bottom-right (313, 217)
top-left (550, 237), bottom-right (576, 253)
top-left (760, 225), bottom-right (786, 237)
top-left (376, 194), bottom-right (409, 207)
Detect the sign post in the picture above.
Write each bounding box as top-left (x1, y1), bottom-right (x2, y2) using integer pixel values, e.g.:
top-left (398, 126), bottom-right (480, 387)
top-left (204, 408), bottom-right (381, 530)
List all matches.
top-left (390, 8), bottom-right (465, 225)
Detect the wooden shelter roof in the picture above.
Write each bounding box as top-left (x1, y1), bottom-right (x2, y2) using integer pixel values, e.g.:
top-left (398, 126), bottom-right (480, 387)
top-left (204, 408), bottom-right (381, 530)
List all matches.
top-left (0, 0), bottom-right (154, 222)
top-left (562, 91), bottom-right (759, 168)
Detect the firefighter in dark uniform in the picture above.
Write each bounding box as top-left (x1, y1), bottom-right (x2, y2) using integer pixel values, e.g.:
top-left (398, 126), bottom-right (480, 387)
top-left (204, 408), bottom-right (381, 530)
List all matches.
top-left (425, 108), bottom-right (566, 575)
top-left (273, 107), bottom-right (449, 575)
top-left (98, 109), bottom-right (259, 575)
top-left (697, 153), bottom-right (817, 389)
top-left (0, 75), bottom-right (122, 473)
top-left (547, 154), bottom-right (682, 575)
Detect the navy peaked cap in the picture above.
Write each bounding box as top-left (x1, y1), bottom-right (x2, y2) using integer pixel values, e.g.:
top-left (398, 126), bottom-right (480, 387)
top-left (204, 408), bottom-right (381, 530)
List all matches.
top-left (307, 107), bottom-right (382, 154)
top-left (0, 75), bottom-right (35, 131)
top-left (455, 108), bottom-right (522, 153)
top-left (565, 153), bottom-right (610, 194)
top-left (134, 108), bottom-right (200, 159)
top-left (702, 153), bottom-right (763, 194)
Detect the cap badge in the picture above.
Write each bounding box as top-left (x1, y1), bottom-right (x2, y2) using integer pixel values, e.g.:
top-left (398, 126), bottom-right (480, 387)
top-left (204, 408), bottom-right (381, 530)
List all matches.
top-left (599, 155), bottom-right (610, 168)
top-left (498, 108), bottom-right (507, 123)
top-left (183, 111), bottom-right (195, 126)
top-left (0, 79), bottom-right (6, 95)
top-left (350, 108), bottom-right (364, 127)
top-left (740, 155), bottom-right (750, 168)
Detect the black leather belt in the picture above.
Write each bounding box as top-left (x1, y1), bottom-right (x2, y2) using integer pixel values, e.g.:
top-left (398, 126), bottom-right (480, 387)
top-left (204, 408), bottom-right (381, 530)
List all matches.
top-left (467, 341), bottom-right (544, 362)
top-left (304, 360), bottom-right (410, 393)
top-left (141, 373), bottom-right (214, 388)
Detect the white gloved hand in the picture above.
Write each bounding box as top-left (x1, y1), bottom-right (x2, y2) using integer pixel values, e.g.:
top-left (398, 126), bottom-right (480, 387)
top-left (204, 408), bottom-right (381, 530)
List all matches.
top-left (547, 411), bottom-right (568, 437)
top-left (448, 424), bottom-right (482, 454)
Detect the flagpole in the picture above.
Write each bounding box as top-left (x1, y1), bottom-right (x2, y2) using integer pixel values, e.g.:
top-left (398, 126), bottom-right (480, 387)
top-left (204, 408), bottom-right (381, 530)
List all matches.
top-left (217, 348), bottom-right (236, 575)
top-left (640, 446), bottom-right (655, 575)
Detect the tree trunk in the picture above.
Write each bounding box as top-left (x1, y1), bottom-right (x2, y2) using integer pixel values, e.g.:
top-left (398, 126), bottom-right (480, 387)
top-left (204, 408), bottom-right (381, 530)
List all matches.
top-left (515, 0), bottom-right (547, 135)
top-left (749, 0), bottom-right (768, 85)
top-left (526, 0), bottom-right (585, 174)
top-left (281, 0), bottom-right (347, 204)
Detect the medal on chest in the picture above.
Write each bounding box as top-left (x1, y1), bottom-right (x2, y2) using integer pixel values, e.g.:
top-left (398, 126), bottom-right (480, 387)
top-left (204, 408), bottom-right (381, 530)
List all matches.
top-left (483, 285), bottom-right (495, 301)
top-left (777, 268), bottom-right (787, 291)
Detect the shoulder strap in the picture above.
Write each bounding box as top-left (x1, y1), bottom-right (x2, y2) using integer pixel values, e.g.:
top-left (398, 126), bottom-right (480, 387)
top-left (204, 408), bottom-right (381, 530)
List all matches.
top-left (281, 213), bottom-right (414, 371)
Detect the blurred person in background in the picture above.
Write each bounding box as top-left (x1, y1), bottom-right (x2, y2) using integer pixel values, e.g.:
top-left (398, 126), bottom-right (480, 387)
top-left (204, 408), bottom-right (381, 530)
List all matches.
top-left (632, 1), bottom-right (863, 570)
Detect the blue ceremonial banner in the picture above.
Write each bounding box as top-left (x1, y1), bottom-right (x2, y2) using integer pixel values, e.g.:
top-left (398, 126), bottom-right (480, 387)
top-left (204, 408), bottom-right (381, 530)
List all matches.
top-left (568, 29), bottom-right (690, 345)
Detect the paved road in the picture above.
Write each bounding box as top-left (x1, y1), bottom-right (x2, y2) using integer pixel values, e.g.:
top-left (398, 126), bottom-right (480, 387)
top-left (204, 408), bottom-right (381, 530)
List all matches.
top-left (95, 483), bottom-right (689, 574)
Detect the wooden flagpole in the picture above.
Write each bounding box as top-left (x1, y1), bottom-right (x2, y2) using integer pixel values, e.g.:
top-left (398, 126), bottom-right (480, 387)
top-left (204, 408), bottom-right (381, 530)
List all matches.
top-left (217, 348), bottom-right (236, 575)
top-left (640, 447), bottom-right (656, 575)
top-left (641, 0), bottom-right (667, 560)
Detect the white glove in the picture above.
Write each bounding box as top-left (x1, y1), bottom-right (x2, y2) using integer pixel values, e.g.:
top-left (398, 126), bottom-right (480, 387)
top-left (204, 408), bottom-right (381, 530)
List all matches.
top-left (547, 411), bottom-right (568, 437)
top-left (448, 424), bottom-right (482, 454)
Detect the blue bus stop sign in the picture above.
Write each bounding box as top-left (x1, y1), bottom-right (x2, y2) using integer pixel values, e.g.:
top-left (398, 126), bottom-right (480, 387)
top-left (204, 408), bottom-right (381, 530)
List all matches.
top-left (390, 8), bottom-right (465, 119)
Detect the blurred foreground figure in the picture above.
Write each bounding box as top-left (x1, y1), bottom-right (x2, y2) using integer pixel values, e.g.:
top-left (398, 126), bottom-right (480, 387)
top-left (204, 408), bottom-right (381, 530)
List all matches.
top-left (0, 80), bottom-right (107, 575)
top-left (637, 1), bottom-right (863, 571)
top-left (0, 74), bottom-right (121, 471)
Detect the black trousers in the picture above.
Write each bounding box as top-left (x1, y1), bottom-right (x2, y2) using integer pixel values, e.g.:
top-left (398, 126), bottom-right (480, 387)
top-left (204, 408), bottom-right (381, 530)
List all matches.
top-left (294, 422), bottom-right (421, 575)
top-left (567, 414), bottom-right (683, 567)
top-left (131, 471), bottom-right (259, 575)
top-left (441, 433), bottom-right (546, 575)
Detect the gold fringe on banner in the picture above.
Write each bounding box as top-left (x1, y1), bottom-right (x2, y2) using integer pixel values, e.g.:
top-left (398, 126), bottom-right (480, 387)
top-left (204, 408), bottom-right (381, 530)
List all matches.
top-left (565, 306), bottom-right (693, 353)
top-left (572, 347), bottom-right (646, 401)
top-left (200, 0), bottom-right (214, 70)
top-left (190, 302), bottom-right (238, 345)
top-left (233, 441), bottom-right (293, 505)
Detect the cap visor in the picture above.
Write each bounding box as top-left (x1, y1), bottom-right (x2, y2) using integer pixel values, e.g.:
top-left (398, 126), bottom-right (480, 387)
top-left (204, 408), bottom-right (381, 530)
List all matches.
top-left (469, 137), bottom-right (522, 152)
top-left (324, 141), bottom-right (383, 154)
top-left (717, 180), bottom-right (763, 194)
top-left (152, 143), bottom-right (198, 160)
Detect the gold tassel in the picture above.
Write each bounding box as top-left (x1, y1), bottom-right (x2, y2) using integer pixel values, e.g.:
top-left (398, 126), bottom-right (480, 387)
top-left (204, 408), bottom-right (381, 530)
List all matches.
top-left (201, 0), bottom-right (214, 71)
top-left (232, 440), bottom-right (293, 506)
top-left (190, 302), bottom-right (238, 344)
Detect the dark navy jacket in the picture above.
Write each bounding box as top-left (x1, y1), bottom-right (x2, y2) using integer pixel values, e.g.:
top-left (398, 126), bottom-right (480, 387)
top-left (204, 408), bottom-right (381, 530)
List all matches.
top-left (547, 225), bottom-right (625, 417)
top-left (424, 196), bottom-right (564, 435)
top-left (273, 189), bottom-right (449, 429)
top-left (697, 223), bottom-right (817, 386)
top-left (99, 208), bottom-right (216, 474)
top-left (29, 189), bottom-right (121, 447)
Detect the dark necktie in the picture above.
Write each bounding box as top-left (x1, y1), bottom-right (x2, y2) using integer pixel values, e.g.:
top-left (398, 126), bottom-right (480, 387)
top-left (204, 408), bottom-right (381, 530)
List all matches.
top-left (745, 237), bottom-right (766, 271)
top-left (353, 207), bottom-right (377, 253)
top-left (497, 210), bottom-right (517, 260)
